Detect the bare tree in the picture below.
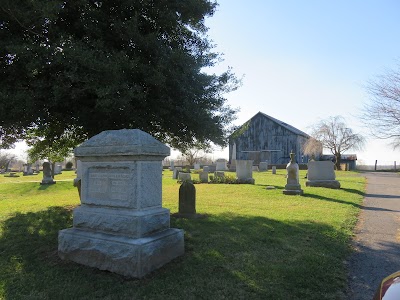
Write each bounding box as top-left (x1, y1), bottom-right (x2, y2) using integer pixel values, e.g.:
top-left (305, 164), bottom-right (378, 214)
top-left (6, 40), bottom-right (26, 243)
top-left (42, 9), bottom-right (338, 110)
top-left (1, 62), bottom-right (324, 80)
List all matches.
top-left (302, 138), bottom-right (323, 160)
top-left (0, 151), bottom-right (16, 171)
top-left (362, 65), bottom-right (400, 148)
top-left (308, 116), bottom-right (365, 170)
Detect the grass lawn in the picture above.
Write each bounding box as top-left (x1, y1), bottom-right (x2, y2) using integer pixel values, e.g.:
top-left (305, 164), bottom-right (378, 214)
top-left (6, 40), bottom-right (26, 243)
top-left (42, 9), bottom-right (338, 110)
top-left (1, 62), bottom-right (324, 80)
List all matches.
top-left (0, 169), bottom-right (365, 299)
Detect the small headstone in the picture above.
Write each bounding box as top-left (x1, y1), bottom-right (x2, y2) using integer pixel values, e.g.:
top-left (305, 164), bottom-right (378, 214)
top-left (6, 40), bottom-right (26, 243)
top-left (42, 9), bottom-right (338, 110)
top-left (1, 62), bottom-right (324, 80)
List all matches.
top-left (236, 160), bottom-right (255, 184)
top-left (54, 164), bottom-right (62, 175)
top-left (272, 166), bottom-right (277, 174)
top-left (306, 161), bottom-right (340, 189)
top-left (214, 171), bottom-right (225, 179)
top-left (259, 161), bottom-right (268, 172)
top-left (41, 162), bottom-right (56, 185)
top-left (203, 166), bottom-right (210, 172)
top-left (172, 167), bottom-right (182, 179)
top-left (169, 160), bottom-right (175, 171)
top-left (23, 164), bottom-right (28, 176)
top-left (179, 181), bottom-right (196, 215)
top-left (283, 152), bottom-right (303, 195)
top-left (199, 171), bottom-right (209, 183)
top-left (178, 172), bottom-right (192, 182)
top-left (194, 163), bottom-right (200, 170)
top-left (252, 166), bottom-right (259, 172)
top-left (216, 159), bottom-right (228, 171)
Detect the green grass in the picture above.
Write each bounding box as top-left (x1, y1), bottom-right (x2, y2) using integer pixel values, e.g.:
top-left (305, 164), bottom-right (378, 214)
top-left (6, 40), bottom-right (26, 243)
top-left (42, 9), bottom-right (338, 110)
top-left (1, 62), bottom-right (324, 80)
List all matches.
top-left (0, 169), bottom-right (365, 299)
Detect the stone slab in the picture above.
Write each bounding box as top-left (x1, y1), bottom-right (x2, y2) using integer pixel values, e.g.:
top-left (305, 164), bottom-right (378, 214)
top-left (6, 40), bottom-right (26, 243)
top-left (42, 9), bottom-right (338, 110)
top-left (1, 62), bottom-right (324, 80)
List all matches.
top-left (307, 161), bottom-right (336, 181)
top-left (306, 180), bottom-right (341, 189)
top-left (58, 227), bottom-right (184, 278)
top-left (73, 206), bottom-right (170, 238)
top-left (283, 189), bottom-right (303, 195)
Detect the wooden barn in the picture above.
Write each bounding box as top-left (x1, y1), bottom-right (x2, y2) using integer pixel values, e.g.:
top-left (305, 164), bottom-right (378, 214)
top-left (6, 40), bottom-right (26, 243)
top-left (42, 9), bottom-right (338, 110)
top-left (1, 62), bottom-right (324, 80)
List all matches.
top-left (229, 112), bottom-right (311, 165)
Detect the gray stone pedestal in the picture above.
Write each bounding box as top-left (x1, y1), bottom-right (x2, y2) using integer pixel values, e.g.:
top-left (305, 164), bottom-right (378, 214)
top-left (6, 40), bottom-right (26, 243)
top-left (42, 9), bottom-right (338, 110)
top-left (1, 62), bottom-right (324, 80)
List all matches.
top-left (58, 129), bottom-right (184, 278)
top-left (283, 152), bottom-right (303, 195)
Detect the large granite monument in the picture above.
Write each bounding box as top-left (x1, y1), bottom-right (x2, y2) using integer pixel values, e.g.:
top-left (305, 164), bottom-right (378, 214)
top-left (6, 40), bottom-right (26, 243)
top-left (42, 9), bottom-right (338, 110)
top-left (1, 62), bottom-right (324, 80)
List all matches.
top-left (306, 161), bottom-right (340, 189)
top-left (58, 129), bottom-right (184, 278)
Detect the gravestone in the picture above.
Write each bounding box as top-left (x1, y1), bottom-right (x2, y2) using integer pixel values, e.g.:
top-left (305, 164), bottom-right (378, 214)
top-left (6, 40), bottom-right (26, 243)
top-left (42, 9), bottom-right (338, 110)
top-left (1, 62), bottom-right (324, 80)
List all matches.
top-left (172, 167), bottom-right (182, 179)
top-left (169, 160), bottom-right (174, 171)
top-left (178, 181), bottom-right (196, 216)
top-left (230, 142), bottom-right (237, 171)
top-left (194, 163), bottom-right (200, 170)
top-left (259, 161), bottom-right (268, 172)
top-left (58, 129), bottom-right (184, 278)
top-left (236, 160), bottom-right (255, 184)
top-left (214, 171), bottom-right (225, 179)
top-left (272, 166), bottom-right (277, 174)
top-left (203, 166), bottom-right (210, 172)
top-left (283, 152), bottom-right (303, 195)
top-left (216, 159), bottom-right (228, 171)
top-left (41, 162), bottom-right (55, 184)
top-left (27, 163), bottom-right (33, 175)
top-left (306, 161), bottom-right (340, 189)
top-left (252, 166), bottom-right (259, 172)
top-left (54, 164), bottom-right (62, 175)
top-left (178, 172), bottom-right (192, 182)
top-left (199, 171), bottom-right (209, 183)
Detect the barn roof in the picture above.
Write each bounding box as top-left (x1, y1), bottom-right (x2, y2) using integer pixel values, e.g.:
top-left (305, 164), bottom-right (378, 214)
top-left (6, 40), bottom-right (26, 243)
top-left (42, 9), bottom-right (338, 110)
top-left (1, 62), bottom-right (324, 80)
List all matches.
top-left (238, 112), bottom-right (309, 138)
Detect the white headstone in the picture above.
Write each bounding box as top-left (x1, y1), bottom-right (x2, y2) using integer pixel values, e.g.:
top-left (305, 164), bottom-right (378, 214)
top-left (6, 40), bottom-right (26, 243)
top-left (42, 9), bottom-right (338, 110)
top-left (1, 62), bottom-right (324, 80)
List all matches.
top-left (194, 163), bottom-right (200, 170)
top-left (216, 159), bottom-right (228, 171)
top-left (306, 161), bottom-right (340, 189)
top-left (169, 160), bottom-right (175, 171)
top-left (236, 160), bottom-right (254, 183)
top-left (272, 166), bottom-right (277, 174)
top-left (199, 171), bottom-right (208, 183)
top-left (58, 129), bottom-right (184, 278)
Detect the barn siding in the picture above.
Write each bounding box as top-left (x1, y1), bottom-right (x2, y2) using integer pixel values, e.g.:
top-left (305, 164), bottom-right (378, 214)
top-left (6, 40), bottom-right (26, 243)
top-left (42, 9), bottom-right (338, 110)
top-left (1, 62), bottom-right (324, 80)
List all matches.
top-left (229, 113), bottom-right (309, 165)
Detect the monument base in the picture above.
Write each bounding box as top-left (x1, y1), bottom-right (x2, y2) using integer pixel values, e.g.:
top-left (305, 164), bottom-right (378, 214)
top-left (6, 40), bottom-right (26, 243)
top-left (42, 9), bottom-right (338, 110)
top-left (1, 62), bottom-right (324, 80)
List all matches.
top-left (58, 227), bottom-right (184, 278)
top-left (40, 181), bottom-right (56, 185)
top-left (283, 189), bottom-right (304, 195)
top-left (306, 180), bottom-right (340, 189)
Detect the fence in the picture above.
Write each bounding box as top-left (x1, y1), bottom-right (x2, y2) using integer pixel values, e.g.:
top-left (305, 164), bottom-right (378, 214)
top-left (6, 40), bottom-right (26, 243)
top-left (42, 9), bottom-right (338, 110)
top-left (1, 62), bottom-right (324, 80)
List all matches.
top-left (357, 160), bottom-right (398, 171)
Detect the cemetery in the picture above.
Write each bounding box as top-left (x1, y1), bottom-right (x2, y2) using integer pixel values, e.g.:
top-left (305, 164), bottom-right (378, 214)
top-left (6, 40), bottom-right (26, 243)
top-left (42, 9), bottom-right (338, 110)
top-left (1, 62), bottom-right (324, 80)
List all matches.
top-left (0, 132), bottom-right (366, 298)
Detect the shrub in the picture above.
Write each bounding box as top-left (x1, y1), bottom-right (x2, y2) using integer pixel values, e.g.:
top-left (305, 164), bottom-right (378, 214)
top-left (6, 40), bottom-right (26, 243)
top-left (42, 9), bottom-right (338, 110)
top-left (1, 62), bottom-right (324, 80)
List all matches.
top-left (65, 161), bottom-right (73, 169)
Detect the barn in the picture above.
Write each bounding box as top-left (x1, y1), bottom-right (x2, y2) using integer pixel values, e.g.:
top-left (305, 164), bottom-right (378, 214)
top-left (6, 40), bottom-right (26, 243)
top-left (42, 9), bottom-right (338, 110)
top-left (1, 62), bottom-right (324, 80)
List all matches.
top-left (229, 112), bottom-right (311, 165)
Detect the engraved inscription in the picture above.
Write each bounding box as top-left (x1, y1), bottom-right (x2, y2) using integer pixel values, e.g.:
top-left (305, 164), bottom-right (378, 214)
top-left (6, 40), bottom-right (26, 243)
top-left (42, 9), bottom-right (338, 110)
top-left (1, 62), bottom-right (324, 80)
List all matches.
top-left (88, 171), bottom-right (131, 202)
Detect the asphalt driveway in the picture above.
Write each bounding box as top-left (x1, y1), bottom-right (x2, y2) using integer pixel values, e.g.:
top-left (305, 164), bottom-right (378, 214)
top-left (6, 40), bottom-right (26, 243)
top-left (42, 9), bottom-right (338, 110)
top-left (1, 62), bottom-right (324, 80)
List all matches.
top-left (346, 171), bottom-right (400, 300)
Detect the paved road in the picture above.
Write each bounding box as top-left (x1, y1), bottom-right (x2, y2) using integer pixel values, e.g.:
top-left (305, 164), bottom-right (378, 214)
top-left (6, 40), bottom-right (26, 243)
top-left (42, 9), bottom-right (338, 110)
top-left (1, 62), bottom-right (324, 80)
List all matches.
top-left (347, 172), bottom-right (400, 300)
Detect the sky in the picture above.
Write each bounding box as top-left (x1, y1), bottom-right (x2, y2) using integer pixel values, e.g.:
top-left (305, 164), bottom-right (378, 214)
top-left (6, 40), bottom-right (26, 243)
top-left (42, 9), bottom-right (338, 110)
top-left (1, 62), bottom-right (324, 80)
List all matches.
top-left (6, 1), bottom-right (400, 165)
top-left (198, 0), bottom-right (400, 165)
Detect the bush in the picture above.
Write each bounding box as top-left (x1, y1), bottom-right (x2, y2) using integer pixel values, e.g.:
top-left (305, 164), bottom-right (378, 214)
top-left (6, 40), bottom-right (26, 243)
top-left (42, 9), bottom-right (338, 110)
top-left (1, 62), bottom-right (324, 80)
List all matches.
top-left (65, 161), bottom-right (73, 169)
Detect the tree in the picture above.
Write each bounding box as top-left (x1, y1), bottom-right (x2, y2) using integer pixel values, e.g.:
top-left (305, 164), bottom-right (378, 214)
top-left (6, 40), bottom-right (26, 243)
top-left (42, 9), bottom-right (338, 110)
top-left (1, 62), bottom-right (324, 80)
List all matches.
top-left (362, 64), bottom-right (400, 148)
top-left (307, 116), bottom-right (365, 170)
top-left (0, 151), bottom-right (15, 170)
top-left (0, 0), bottom-right (239, 152)
top-left (26, 127), bottom-right (76, 177)
top-left (302, 137), bottom-right (323, 160)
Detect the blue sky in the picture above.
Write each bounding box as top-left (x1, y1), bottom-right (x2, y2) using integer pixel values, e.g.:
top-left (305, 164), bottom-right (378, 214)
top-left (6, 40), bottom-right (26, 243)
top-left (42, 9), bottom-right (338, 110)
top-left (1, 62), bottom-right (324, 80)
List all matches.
top-left (202, 0), bottom-right (400, 164)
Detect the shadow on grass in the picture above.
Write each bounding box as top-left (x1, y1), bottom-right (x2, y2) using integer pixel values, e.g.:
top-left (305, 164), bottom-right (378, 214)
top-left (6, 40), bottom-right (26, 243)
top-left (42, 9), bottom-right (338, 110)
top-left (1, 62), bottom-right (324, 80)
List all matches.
top-left (0, 208), bottom-right (355, 299)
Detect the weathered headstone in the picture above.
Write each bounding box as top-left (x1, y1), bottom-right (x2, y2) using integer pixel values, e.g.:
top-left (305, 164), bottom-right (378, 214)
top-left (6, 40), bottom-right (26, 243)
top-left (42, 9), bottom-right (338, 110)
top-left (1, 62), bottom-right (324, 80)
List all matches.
top-left (283, 152), bottom-right (303, 195)
top-left (41, 162), bottom-right (55, 184)
top-left (179, 181), bottom-right (196, 215)
top-left (236, 160), bottom-right (255, 184)
top-left (178, 172), bottom-right (192, 182)
top-left (259, 161), bottom-right (268, 172)
top-left (54, 164), bottom-right (62, 175)
top-left (194, 163), bottom-right (200, 170)
top-left (306, 161), bottom-right (340, 189)
top-left (214, 171), bottom-right (225, 179)
top-left (169, 160), bottom-right (175, 171)
top-left (203, 166), bottom-right (210, 172)
top-left (272, 166), bottom-right (277, 174)
top-left (252, 166), bottom-right (259, 172)
top-left (199, 171), bottom-right (209, 183)
top-left (216, 159), bottom-right (228, 171)
top-left (172, 167), bottom-right (182, 179)
top-left (58, 129), bottom-right (184, 278)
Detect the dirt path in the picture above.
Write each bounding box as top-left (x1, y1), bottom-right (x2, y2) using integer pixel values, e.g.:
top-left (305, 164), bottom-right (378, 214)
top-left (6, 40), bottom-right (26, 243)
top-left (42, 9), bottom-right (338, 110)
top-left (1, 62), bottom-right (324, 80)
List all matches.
top-left (346, 172), bottom-right (400, 300)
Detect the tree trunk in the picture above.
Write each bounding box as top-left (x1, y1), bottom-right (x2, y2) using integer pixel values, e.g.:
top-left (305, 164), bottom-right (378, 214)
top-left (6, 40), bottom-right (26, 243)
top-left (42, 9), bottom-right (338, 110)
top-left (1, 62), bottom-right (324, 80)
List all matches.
top-left (51, 161), bottom-right (55, 178)
top-left (335, 153), bottom-right (341, 170)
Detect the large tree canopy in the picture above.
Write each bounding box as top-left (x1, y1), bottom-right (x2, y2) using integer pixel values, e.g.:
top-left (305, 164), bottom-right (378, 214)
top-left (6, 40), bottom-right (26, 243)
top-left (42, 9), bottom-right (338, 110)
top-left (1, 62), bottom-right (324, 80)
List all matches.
top-left (0, 0), bottom-right (239, 151)
top-left (305, 116), bottom-right (365, 170)
top-left (362, 64), bottom-right (400, 148)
